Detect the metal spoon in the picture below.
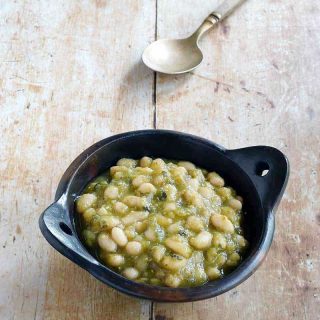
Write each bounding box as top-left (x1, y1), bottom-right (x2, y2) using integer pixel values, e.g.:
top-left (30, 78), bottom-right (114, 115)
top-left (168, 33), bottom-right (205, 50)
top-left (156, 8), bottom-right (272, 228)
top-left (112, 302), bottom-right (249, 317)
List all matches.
top-left (142, 0), bottom-right (246, 74)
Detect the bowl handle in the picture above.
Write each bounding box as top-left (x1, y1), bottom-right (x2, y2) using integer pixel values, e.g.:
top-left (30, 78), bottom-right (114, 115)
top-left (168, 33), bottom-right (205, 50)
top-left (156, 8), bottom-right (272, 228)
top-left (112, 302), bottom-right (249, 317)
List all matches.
top-left (227, 146), bottom-right (290, 212)
top-left (39, 195), bottom-right (99, 266)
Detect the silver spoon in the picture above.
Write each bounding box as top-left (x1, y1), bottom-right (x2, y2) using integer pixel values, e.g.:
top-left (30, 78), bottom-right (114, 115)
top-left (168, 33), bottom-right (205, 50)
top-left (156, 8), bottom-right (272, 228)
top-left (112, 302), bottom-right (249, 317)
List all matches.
top-left (142, 0), bottom-right (246, 74)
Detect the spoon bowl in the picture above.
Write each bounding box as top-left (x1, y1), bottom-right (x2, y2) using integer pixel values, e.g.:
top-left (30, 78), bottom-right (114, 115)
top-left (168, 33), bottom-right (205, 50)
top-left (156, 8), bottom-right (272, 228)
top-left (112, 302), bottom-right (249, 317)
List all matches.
top-left (142, 37), bottom-right (203, 74)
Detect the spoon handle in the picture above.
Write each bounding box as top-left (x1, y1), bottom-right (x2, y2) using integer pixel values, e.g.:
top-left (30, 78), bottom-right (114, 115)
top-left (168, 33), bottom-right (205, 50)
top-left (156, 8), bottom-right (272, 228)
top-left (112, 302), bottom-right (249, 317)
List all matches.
top-left (192, 0), bottom-right (246, 41)
top-left (213, 0), bottom-right (246, 20)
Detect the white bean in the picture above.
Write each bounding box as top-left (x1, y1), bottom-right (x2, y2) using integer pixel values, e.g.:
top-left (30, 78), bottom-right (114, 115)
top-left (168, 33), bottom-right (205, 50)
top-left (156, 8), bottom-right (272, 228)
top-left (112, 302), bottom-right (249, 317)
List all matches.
top-left (140, 156), bottom-right (152, 167)
top-left (153, 174), bottom-right (165, 186)
top-left (164, 184), bottom-right (177, 201)
top-left (150, 158), bottom-right (166, 173)
top-left (110, 166), bottom-right (128, 176)
top-left (178, 161), bottom-right (196, 171)
top-left (208, 172), bottom-right (224, 187)
top-left (156, 214), bottom-right (172, 227)
top-left (106, 254), bottom-right (124, 267)
top-left (104, 186), bottom-right (119, 200)
top-left (83, 208), bottom-right (96, 222)
top-left (113, 201), bottom-right (128, 214)
top-left (98, 233), bottom-right (117, 252)
top-left (116, 158), bottom-right (136, 168)
top-left (164, 274), bottom-right (181, 288)
top-left (189, 231), bottom-right (212, 250)
top-left (123, 195), bottom-right (146, 208)
top-left (228, 198), bottom-right (243, 211)
top-left (161, 255), bottom-right (187, 271)
top-left (198, 187), bottom-right (214, 199)
top-left (132, 175), bottom-right (148, 188)
top-left (189, 178), bottom-right (199, 190)
top-left (164, 235), bottom-right (191, 258)
top-left (144, 227), bottom-right (156, 241)
top-left (138, 182), bottom-right (156, 194)
top-left (211, 214), bottom-right (234, 233)
top-left (206, 267), bottom-right (221, 280)
top-left (212, 233), bottom-right (227, 248)
top-left (111, 227), bottom-right (128, 246)
top-left (163, 202), bottom-right (176, 212)
top-left (125, 241), bottom-right (142, 255)
top-left (76, 194), bottom-right (97, 213)
top-left (100, 216), bottom-right (121, 229)
top-left (121, 211), bottom-right (149, 226)
top-left (123, 267), bottom-right (139, 280)
top-left (151, 245), bottom-right (166, 263)
top-left (186, 216), bottom-right (204, 232)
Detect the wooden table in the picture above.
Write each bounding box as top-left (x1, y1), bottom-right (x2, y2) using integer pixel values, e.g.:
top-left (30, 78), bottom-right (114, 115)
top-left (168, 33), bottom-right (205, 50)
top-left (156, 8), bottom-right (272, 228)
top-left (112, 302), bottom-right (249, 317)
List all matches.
top-left (1, 1), bottom-right (319, 319)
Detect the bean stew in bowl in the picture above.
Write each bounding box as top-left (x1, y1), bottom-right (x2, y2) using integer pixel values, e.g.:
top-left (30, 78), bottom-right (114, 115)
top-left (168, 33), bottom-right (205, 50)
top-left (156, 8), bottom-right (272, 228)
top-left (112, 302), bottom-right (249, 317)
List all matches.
top-left (76, 157), bottom-right (248, 288)
top-left (39, 130), bottom-right (289, 301)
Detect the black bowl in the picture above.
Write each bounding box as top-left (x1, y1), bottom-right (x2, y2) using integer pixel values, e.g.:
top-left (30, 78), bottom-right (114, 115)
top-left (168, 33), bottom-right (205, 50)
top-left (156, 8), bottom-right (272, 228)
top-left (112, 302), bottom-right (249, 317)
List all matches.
top-left (39, 130), bottom-right (289, 302)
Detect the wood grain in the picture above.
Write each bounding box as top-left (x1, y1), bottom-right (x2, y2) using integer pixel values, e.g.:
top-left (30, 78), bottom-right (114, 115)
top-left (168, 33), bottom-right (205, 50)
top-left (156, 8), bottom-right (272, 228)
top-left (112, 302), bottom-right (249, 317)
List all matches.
top-left (0, 0), bottom-right (319, 319)
top-left (154, 0), bottom-right (320, 319)
top-left (0, 1), bottom-right (155, 319)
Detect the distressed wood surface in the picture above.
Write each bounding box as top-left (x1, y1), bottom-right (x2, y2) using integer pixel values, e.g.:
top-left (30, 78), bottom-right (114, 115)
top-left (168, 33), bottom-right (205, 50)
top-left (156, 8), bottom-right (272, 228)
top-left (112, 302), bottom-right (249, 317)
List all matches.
top-left (0, 0), bottom-right (319, 319)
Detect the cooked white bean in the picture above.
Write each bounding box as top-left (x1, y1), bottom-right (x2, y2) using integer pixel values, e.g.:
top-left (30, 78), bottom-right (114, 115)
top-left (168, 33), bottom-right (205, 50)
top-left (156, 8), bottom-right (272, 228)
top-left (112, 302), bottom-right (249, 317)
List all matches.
top-left (140, 156), bottom-right (152, 167)
top-left (151, 158), bottom-right (166, 173)
top-left (97, 207), bottom-right (108, 216)
top-left (153, 174), bottom-right (165, 186)
top-left (106, 254), bottom-right (124, 267)
top-left (144, 227), bottom-right (156, 241)
top-left (236, 235), bottom-right (248, 248)
top-left (161, 255), bottom-right (187, 271)
top-left (126, 241), bottom-right (142, 255)
top-left (111, 227), bottom-right (128, 246)
top-left (189, 231), bottom-right (212, 250)
top-left (113, 201), bottom-right (128, 214)
top-left (189, 178), bottom-right (199, 190)
top-left (116, 158), bottom-right (137, 168)
top-left (98, 233), bottom-right (117, 252)
top-left (208, 172), bottom-right (225, 187)
top-left (123, 267), bottom-right (139, 280)
top-left (228, 198), bottom-right (242, 211)
top-left (135, 221), bottom-right (148, 233)
top-left (123, 195), bottom-right (145, 208)
top-left (164, 235), bottom-right (191, 258)
top-left (100, 216), bottom-right (121, 229)
top-left (211, 214), bottom-right (234, 233)
top-left (163, 184), bottom-right (177, 201)
top-left (212, 233), bottom-right (227, 249)
top-left (110, 165), bottom-right (128, 176)
top-left (156, 214), bottom-right (172, 227)
top-left (186, 216), bottom-right (203, 232)
top-left (138, 182), bottom-right (156, 194)
top-left (124, 225), bottom-right (136, 240)
top-left (163, 202), bottom-right (176, 212)
top-left (83, 208), bottom-right (96, 222)
top-left (206, 266), bottom-right (221, 280)
top-left (104, 186), bottom-right (119, 200)
top-left (132, 175), bottom-right (148, 188)
top-left (164, 274), bottom-right (181, 288)
top-left (178, 161), bottom-right (196, 171)
top-left (77, 194), bottom-right (97, 213)
top-left (167, 222), bottom-right (182, 234)
top-left (121, 211), bottom-right (149, 226)
top-left (151, 245), bottom-right (166, 263)
top-left (198, 187), bottom-right (214, 199)
top-left (183, 190), bottom-right (202, 207)
top-left (226, 252), bottom-right (241, 267)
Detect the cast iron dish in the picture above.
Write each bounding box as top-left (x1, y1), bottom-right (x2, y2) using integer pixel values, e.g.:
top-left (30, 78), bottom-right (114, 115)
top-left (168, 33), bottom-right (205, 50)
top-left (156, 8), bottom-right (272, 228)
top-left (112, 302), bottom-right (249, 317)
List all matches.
top-left (39, 130), bottom-right (289, 302)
